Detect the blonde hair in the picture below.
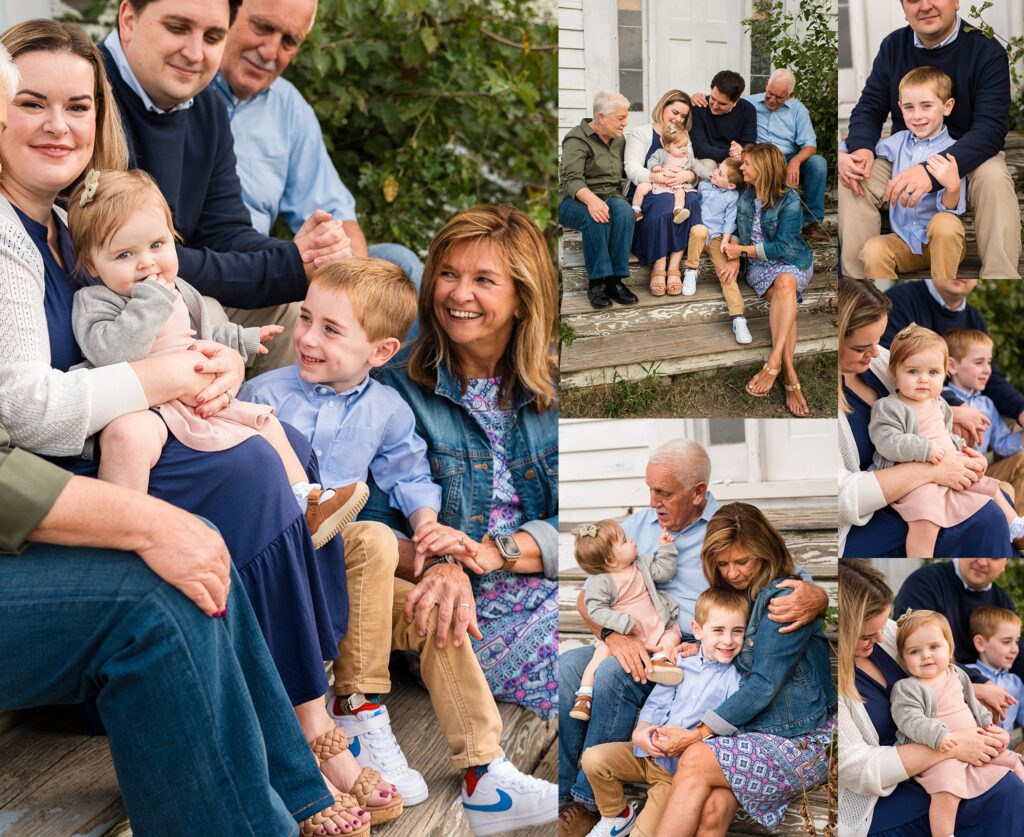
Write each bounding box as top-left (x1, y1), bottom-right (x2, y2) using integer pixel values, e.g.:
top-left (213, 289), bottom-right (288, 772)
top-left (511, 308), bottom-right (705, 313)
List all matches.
top-left (969, 606), bottom-right (1021, 642)
top-left (66, 169), bottom-right (176, 281)
top-left (0, 20), bottom-right (128, 197)
top-left (651, 89), bottom-right (693, 131)
top-left (0, 43), bottom-right (18, 101)
top-left (573, 520), bottom-right (625, 575)
top-left (838, 278), bottom-right (892, 413)
top-left (700, 502), bottom-right (795, 602)
top-left (837, 559), bottom-right (893, 701)
top-left (944, 328), bottom-right (992, 362)
top-left (694, 586), bottom-right (750, 625)
top-left (409, 204), bottom-right (558, 411)
top-left (740, 143), bottom-right (789, 207)
top-left (888, 323), bottom-right (948, 380)
top-left (896, 609), bottom-right (955, 661)
top-left (310, 258), bottom-right (417, 342)
top-left (899, 65), bottom-right (953, 103)
top-left (661, 124), bottom-right (689, 150)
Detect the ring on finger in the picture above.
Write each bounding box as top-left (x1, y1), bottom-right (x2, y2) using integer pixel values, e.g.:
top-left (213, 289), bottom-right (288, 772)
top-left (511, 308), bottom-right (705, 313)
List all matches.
top-left (458, 602), bottom-right (471, 609)
top-left (225, 391), bottom-right (233, 405)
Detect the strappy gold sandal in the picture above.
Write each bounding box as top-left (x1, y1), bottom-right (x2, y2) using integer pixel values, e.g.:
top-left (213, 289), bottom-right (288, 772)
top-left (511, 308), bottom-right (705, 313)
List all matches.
top-left (309, 727), bottom-right (405, 825)
top-left (745, 363), bottom-right (780, 397)
top-left (299, 793), bottom-right (369, 837)
top-left (649, 269), bottom-right (667, 297)
top-left (784, 381), bottom-right (809, 417)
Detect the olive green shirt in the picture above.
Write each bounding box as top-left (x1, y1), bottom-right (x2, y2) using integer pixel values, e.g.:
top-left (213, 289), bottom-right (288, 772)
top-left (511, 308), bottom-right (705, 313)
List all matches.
top-left (559, 118), bottom-right (627, 202)
top-left (0, 422), bottom-right (72, 554)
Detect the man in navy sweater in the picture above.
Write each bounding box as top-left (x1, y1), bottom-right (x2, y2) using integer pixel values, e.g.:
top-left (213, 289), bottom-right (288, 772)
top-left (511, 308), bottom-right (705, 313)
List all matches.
top-left (689, 70), bottom-right (758, 167)
top-left (100, 0), bottom-right (352, 373)
top-left (838, 0), bottom-right (1020, 279)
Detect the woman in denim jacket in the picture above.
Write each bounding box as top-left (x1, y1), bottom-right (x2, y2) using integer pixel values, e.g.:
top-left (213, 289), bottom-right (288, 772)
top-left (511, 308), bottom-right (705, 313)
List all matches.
top-left (721, 143), bottom-right (814, 417)
top-left (364, 204), bottom-right (560, 721)
top-left (651, 503), bottom-right (836, 836)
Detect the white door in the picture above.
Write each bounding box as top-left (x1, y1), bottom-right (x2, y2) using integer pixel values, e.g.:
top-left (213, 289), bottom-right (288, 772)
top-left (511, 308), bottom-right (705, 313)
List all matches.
top-left (762, 420), bottom-right (837, 483)
top-left (648, 0), bottom-right (746, 100)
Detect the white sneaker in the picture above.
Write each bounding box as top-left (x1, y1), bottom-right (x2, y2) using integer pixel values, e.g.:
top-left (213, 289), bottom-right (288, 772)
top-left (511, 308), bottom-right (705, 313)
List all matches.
top-left (732, 316), bottom-right (753, 344)
top-left (328, 695), bottom-right (429, 805)
top-left (462, 757), bottom-right (558, 836)
top-left (682, 268), bottom-right (698, 296)
top-left (586, 801), bottom-right (639, 836)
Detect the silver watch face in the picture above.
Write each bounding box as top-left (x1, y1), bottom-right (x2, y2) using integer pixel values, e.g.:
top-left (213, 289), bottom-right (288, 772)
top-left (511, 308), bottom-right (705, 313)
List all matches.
top-left (496, 535), bottom-right (521, 559)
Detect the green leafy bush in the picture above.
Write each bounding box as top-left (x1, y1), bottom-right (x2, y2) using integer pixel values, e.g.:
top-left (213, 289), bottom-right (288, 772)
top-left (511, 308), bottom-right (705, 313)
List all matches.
top-left (966, 280), bottom-right (1024, 392)
top-left (966, 3), bottom-right (1024, 132)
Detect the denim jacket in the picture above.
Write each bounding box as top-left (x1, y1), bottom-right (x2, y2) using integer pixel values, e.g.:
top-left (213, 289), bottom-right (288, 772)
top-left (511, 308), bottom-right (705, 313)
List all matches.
top-left (704, 577), bottom-right (835, 737)
top-left (362, 352), bottom-right (559, 580)
top-left (736, 187), bottom-right (813, 271)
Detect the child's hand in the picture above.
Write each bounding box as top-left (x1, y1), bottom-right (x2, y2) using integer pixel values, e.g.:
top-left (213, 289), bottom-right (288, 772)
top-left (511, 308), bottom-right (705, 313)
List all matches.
top-left (659, 528), bottom-right (675, 547)
top-left (939, 733), bottom-right (959, 753)
top-left (719, 236), bottom-right (732, 255)
top-left (257, 325), bottom-right (285, 355)
top-left (667, 641), bottom-right (700, 664)
top-left (147, 273), bottom-right (176, 290)
top-left (723, 241), bottom-right (745, 260)
top-left (632, 725), bottom-right (666, 757)
top-left (928, 446), bottom-right (946, 464)
top-left (651, 166), bottom-right (663, 173)
top-left (926, 153), bottom-right (960, 191)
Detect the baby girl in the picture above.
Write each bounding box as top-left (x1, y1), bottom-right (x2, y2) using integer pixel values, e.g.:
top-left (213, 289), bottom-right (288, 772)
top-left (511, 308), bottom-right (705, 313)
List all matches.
top-left (630, 124), bottom-right (710, 224)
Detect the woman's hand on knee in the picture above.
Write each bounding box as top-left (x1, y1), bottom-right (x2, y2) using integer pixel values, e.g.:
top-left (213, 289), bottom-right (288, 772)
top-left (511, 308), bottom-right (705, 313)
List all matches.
top-left (191, 341), bottom-right (245, 415)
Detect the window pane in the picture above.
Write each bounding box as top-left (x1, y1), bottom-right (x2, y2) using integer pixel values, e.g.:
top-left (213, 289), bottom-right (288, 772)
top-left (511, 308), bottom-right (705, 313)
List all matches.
top-left (708, 420), bottom-right (745, 445)
top-left (618, 0), bottom-right (643, 112)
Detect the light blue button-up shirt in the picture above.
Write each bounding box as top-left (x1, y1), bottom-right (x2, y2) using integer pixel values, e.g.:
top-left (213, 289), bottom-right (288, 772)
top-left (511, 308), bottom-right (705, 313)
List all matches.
top-left (696, 181), bottom-right (740, 240)
top-left (636, 650), bottom-right (741, 773)
top-left (963, 659), bottom-right (1024, 732)
top-left (943, 383), bottom-right (1023, 457)
top-left (210, 74), bottom-right (357, 235)
top-left (102, 31), bottom-right (193, 114)
top-left (913, 16), bottom-right (961, 49)
top-left (744, 94), bottom-right (816, 157)
top-left (239, 366), bottom-right (440, 518)
top-left (874, 127), bottom-right (966, 254)
top-left (925, 278), bottom-right (967, 312)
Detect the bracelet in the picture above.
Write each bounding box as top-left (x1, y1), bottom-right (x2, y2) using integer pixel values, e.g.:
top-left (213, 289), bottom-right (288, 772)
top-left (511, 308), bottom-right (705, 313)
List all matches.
top-left (421, 555), bottom-right (457, 576)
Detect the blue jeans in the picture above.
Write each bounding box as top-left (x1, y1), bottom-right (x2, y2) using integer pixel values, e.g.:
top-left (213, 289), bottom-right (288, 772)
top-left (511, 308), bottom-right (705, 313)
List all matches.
top-left (0, 545), bottom-right (334, 836)
top-left (368, 242), bottom-right (424, 341)
top-left (558, 196), bottom-right (636, 285)
top-left (558, 645), bottom-right (653, 807)
top-left (786, 152), bottom-right (827, 225)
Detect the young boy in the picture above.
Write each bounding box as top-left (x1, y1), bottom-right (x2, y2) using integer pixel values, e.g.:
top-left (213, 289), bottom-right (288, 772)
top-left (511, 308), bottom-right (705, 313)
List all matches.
top-left (686, 158), bottom-right (752, 343)
top-left (579, 587), bottom-right (749, 837)
top-left (856, 66), bottom-right (966, 280)
top-left (963, 607), bottom-right (1024, 734)
top-left (943, 328), bottom-right (1024, 514)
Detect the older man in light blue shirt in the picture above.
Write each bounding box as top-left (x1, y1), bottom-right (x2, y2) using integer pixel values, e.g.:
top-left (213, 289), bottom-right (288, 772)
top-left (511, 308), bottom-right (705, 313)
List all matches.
top-left (744, 69), bottom-right (826, 235)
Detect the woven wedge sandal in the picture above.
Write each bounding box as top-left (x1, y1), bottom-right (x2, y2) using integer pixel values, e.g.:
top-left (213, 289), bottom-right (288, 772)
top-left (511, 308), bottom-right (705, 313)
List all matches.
top-left (299, 792), bottom-right (369, 837)
top-left (309, 727), bottom-right (405, 825)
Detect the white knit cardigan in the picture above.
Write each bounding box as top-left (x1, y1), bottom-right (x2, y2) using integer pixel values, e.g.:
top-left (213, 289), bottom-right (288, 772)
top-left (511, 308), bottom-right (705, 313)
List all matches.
top-left (0, 196), bottom-right (145, 456)
top-left (839, 349), bottom-right (895, 553)
top-left (838, 619), bottom-right (910, 837)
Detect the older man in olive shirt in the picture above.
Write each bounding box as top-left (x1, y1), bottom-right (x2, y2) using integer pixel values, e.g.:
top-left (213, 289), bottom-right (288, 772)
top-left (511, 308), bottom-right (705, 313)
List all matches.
top-left (559, 90), bottom-right (638, 310)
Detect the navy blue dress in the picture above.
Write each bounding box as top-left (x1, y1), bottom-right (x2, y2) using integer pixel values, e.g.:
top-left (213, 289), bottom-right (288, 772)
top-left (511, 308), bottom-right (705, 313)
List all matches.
top-left (19, 207), bottom-right (347, 706)
top-left (628, 132), bottom-right (702, 266)
top-left (842, 370), bottom-right (1013, 558)
top-left (858, 645), bottom-right (1024, 836)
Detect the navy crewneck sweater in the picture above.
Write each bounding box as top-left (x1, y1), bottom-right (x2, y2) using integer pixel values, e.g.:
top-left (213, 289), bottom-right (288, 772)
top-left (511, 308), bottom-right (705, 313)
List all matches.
top-left (845, 20), bottom-right (1009, 183)
top-left (100, 45), bottom-right (306, 309)
top-left (881, 281), bottom-right (1024, 421)
top-left (690, 99), bottom-right (757, 162)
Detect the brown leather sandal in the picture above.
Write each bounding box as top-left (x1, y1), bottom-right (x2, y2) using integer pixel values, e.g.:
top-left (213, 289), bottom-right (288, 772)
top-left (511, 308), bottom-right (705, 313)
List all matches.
top-left (745, 362), bottom-right (780, 397)
top-left (309, 727), bottom-right (405, 825)
top-left (666, 271), bottom-right (683, 296)
top-left (784, 381), bottom-right (809, 417)
top-left (649, 269), bottom-right (667, 297)
top-left (299, 793), bottom-right (370, 837)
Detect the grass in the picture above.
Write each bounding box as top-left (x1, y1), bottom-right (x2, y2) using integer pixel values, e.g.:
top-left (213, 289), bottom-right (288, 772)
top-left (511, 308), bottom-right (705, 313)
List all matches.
top-left (560, 352), bottom-right (838, 419)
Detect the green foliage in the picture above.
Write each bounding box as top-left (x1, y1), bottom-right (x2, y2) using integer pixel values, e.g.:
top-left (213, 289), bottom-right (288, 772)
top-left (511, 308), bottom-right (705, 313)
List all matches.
top-left (606, 366), bottom-right (662, 418)
top-left (997, 560), bottom-right (1024, 610)
top-left (966, 3), bottom-right (1024, 132)
top-left (743, 0), bottom-right (838, 180)
top-left (964, 281), bottom-right (1024, 392)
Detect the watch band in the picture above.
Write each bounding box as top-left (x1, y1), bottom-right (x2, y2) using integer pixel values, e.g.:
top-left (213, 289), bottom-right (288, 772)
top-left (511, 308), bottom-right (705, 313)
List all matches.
top-left (421, 555), bottom-right (457, 576)
top-left (599, 627), bottom-right (617, 640)
top-left (494, 534), bottom-right (521, 570)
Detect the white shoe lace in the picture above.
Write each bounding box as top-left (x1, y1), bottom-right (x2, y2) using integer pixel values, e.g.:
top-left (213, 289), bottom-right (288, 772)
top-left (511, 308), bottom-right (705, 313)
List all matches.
top-left (361, 719), bottom-right (410, 773)
top-left (487, 760), bottom-right (554, 794)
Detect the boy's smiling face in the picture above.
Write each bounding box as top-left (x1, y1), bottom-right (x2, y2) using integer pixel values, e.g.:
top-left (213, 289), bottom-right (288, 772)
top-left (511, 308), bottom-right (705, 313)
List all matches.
top-left (898, 83), bottom-right (954, 140)
top-left (692, 606), bottom-right (747, 663)
top-left (947, 341), bottom-right (992, 393)
top-left (709, 161), bottom-right (738, 190)
top-left (974, 621), bottom-right (1021, 672)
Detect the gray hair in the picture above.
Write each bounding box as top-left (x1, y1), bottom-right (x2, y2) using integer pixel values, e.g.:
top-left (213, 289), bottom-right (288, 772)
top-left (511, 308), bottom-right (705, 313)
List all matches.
top-left (768, 68), bottom-right (796, 94)
top-left (0, 44), bottom-right (19, 102)
top-left (593, 90), bottom-right (629, 117)
top-left (649, 438), bottom-right (711, 487)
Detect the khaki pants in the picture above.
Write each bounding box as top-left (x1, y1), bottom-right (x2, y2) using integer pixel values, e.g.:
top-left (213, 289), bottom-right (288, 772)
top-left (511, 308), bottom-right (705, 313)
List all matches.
top-left (581, 741), bottom-right (674, 834)
top-left (331, 522), bottom-right (504, 768)
top-left (839, 152), bottom-right (1022, 279)
top-left (858, 212), bottom-right (966, 280)
top-left (687, 225), bottom-right (745, 316)
top-left (988, 451), bottom-right (1024, 516)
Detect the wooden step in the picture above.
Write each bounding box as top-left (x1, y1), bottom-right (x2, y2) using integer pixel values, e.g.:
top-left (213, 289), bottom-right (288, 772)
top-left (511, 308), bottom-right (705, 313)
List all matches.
top-left (559, 310), bottom-right (837, 389)
top-left (561, 275), bottom-right (836, 339)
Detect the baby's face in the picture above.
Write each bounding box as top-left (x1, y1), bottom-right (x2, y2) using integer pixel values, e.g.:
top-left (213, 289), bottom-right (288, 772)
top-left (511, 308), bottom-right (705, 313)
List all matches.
top-left (894, 347), bottom-right (946, 402)
top-left (901, 622), bottom-right (952, 678)
top-left (693, 606), bottom-right (747, 663)
top-left (608, 534), bottom-right (638, 569)
top-left (665, 137), bottom-right (689, 159)
top-left (898, 83), bottom-right (953, 140)
top-left (90, 206), bottom-right (178, 296)
top-left (975, 622), bottom-right (1020, 672)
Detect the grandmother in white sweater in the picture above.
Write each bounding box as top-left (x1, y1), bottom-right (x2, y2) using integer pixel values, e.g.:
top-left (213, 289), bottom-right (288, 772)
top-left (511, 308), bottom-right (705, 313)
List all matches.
top-left (837, 559), bottom-right (1021, 837)
top-left (837, 279), bottom-right (1009, 559)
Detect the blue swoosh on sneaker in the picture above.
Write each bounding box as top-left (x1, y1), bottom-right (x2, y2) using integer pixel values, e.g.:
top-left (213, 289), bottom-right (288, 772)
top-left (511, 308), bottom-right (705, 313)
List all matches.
top-left (611, 809), bottom-right (636, 835)
top-left (349, 737), bottom-right (360, 757)
top-left (463, 789), bottom-right (513, 812)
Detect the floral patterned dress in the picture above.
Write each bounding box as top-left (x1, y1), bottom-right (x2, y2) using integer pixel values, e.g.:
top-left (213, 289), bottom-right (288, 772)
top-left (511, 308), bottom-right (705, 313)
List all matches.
top-left (745, 199), bottom-right (813, 302)
top-left (461, 377), bottom-right (558, 719)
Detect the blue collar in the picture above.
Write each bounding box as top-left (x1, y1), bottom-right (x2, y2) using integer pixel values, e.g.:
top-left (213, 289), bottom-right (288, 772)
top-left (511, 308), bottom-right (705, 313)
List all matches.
top-left (944, 382), bottom-right (978, 400)
top-left (292, 365), bottom-right (374, 399)
top-left (954, 560), bottom-right (992, 592)
top-left (103, 30), bottom-right (194, 114)
top-left (971, 659), bottom-right (1008, 678)
top-left (925, 279), bottom-right (967, 312)
top-left (211, 72), bottom-right (273, 112)
top-left (913, 16), bottom-right (961, 49)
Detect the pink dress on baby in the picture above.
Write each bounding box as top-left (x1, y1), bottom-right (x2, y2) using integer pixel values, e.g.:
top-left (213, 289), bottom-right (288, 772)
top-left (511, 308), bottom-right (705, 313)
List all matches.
top-left (891, 397), bottom-right (999, 526)
top-left (150, 290), bottom-right (273, 452)
top-left (915, 668), bottom-right (1018, 798)
top-left (605, 564), bottom-right (669, 646)
top-left (650, 158), bottom-right (693, 195)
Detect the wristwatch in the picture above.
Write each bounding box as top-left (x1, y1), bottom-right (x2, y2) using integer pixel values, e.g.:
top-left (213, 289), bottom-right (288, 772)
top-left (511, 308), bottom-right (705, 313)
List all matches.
top-left (421, 555), bottom-right (457, 576)
top-left (494, 534), bottom-right (521, 570)
top-left (599, 627), bottom-right (617, 641)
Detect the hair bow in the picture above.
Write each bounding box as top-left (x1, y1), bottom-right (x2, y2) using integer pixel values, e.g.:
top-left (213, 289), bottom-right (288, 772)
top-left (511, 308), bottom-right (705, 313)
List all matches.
top-left (894, 323), bottom-right (919, 341)
top-left (895, 608), bottom-right (915, 627)
top-left (79, 169), bottom-right (100, 207)
top-left (576, 524), bottom-right (598, 538)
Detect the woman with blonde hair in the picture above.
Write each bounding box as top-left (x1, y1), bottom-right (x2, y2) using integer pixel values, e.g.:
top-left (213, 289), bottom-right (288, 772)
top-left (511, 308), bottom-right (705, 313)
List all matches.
top-left (837, 278), bottom-right (1012, 558)
top-left (719, 143), bottom-right (813, 415)
top-left (837, 559), bottom-right (1023, 836)
top-left (649, 502), bottom-right (834, 837)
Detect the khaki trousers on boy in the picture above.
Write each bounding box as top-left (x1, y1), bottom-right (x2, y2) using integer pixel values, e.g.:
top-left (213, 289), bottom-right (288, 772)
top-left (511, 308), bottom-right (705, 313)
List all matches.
top-left (581, 741), bottom-right (674, 837)
top-left (988, 451), bottom-right (1024, 515)
top-left (686, 225), bottom-right (745, 316)
top-left (331, 522), bottom-right (504, 768)
top-left (858, 212), bottom-right (966, 280)
top-left (839, 152), bottom-right (1021, 279)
